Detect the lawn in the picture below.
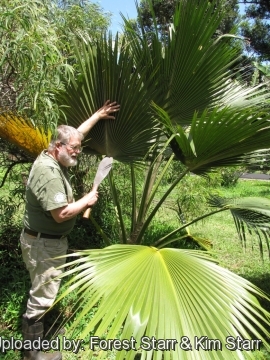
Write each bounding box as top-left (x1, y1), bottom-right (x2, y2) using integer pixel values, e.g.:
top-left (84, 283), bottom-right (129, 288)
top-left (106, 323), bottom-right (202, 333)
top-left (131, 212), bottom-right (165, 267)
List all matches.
top-left (0, 177), bottom-right (270, 359)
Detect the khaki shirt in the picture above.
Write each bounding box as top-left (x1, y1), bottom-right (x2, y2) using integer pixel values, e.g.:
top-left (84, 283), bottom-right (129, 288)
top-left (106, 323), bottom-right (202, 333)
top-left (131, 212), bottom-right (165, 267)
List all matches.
top-left (23, 150), bottom-right (76, 235)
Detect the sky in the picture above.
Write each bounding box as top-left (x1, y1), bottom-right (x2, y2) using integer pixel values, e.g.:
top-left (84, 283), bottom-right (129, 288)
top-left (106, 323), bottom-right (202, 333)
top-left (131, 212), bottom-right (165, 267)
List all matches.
top-left (95, 2), bottom-right (255, 34)
top-left (95, 0), bottom-right (138, 34)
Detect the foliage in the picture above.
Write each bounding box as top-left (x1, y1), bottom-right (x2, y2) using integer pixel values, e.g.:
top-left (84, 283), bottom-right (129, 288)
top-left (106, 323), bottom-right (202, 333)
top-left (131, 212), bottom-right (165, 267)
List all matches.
top-left (0, 0), bottom-right (68, 128)
top-left (56, 245), bottom-right (270, 360)
top-left (57, 34), bottom-right (161, 161)
top-left (134, 0), bottom-right (240, 39)
top-left (208, 195), bottom-right (270, 259)
top-left (0, 168), bottom-right (27, 354)
top-left (136, 0), bottom-right (179, 39)
top-left (166, 173), bottom-right (220, 221)
top-left (52, 0), bottom-right (111, 43)
top-left (155, 105), bottom-right (270, 174)
top-left (219, 166), bottom-right (244, 187)
top-left (240, 0), bottom-right (270, 61)
top-left (243, 149), bottom-right (270, 173)
top-left (0, 111), bottom-right (51, 158)
top-left (0, 0), bottom-right (112, 211)
top-left (254, 62), bottom-right (270, 79)
top-left (0, 158), bottom-right (30, 261)
top-left (0, 196), bottom-right (22, 257)
top-left (0, 0), bottom-right (111, 129)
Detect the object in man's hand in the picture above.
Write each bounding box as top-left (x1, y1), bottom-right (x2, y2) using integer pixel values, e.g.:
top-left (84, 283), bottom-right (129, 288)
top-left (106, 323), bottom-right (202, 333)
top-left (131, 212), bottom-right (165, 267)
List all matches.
top-left (83, 157), bottom-right (113, 218)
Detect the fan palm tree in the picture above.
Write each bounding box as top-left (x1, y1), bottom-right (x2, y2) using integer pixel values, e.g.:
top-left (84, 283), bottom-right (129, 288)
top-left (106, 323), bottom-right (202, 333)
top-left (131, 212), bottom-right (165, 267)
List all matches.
top-left (52, 1), bottom-right (270, 359)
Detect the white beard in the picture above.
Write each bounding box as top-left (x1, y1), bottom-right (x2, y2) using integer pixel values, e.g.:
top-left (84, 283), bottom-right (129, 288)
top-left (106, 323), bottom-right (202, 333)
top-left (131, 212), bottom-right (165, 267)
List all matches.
top-left (58, 152), bottom-right (78, 167)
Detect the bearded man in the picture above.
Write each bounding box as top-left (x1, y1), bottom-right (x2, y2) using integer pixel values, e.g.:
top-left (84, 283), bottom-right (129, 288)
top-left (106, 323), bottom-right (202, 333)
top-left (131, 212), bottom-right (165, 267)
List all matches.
top-left (20, 101), bottom-right (120, 360)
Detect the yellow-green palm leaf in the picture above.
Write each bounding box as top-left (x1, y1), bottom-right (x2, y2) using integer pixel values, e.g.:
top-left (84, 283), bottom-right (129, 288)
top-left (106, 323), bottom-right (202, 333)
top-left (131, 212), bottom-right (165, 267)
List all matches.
top-left (55, 245), bottom-right (270, 360)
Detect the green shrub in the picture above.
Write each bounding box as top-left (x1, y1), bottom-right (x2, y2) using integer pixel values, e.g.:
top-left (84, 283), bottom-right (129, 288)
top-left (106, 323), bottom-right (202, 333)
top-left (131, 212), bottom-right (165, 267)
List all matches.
top-left (219, 166), bottom-right (244, 187)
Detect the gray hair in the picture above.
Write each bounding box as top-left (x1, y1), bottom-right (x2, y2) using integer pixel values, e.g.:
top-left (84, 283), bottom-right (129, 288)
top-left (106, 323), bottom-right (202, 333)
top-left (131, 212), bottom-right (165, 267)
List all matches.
top-left (48, 125), bottom-right (84, 151)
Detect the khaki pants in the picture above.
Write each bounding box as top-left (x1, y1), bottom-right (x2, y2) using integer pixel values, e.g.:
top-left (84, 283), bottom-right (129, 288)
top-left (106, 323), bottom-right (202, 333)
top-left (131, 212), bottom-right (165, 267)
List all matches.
top-left (20, 230), bottom-right (68, 319)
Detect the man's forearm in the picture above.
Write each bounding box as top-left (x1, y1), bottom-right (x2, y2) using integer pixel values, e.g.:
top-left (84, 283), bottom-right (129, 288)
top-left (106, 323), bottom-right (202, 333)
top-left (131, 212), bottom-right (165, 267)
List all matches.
top-left (77, 113), bottom-right (100, 138)
top-left (77, 100), bottom-right (120, 137)
top-left (50, 192), bottom-right (98, 223)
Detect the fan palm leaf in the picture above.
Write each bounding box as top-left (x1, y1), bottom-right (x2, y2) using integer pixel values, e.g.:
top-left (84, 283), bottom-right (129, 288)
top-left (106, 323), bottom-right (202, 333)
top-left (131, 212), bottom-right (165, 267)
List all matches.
top-left (152, 103), bottom-right (270, 175)
top-left (57, 34), bottom-right (161, 161)
top-left (123, 0), bottom-right (267, 126)
top-left (55, 245), bottom-right (270, 360)
top-left (0, 110), bottom-right (51, 157)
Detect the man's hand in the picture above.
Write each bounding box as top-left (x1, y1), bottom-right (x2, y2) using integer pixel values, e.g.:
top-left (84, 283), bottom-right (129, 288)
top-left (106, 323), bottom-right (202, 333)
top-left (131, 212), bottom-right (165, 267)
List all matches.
top-left (85, 190), bottom-right (98, 207)
top-left (95, 100), bottom-right (120, 120)
top-left (77, 100), bottom-right (120, 137)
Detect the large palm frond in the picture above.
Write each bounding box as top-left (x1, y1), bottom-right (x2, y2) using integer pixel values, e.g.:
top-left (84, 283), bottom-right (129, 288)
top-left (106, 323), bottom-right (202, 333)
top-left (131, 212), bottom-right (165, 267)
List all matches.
top-left (57, 34), bottom-right (161, 161)
top-left (55, 245), bottom-right (270, 360)
top-left (123, 0), bottom-right (264, 126)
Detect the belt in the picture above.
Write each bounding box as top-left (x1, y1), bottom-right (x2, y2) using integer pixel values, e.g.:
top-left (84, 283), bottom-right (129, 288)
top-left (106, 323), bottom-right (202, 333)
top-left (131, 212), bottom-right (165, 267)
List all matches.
top-left (24, 228), bottom-right (66, 240)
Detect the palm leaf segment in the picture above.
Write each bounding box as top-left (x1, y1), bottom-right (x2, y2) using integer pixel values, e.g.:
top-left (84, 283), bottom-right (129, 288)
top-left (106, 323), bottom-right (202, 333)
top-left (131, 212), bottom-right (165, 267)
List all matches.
top-left (0, 110), bottom-right (51, 157)
top-left (154, 104), bottom-right (270, 175)
top-left (209, 195), bottom-right (270, 259)
top-left (56, 245), bottom-right (270, 360)
top-left (57, 35), bottom-right (161, 161)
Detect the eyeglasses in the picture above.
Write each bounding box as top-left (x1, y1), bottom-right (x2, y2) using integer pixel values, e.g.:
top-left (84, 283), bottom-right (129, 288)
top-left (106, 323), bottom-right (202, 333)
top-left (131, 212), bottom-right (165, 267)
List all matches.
top-left (60, 142), bottom-right (82, 153)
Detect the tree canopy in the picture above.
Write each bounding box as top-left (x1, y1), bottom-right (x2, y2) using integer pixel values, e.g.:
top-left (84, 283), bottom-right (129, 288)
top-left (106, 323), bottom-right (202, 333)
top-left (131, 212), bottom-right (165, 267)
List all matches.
top-left (132, 0), bottom-right (240, 38)
top-left (241, 0), bottom-right (270, 60)
top-left (0, 0), bottom-right (112, 171)
top-left (0, 0), bottom-right (111, 127)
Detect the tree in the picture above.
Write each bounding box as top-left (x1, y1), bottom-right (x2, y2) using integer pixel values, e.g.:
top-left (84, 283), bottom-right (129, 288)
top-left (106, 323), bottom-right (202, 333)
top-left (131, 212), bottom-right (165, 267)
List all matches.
top-left (0, 0), bottom-right (111, 125)
top-left (240, 0), bottom-right (270, 60)
top-left (51, 1), bottom-right (270, 359)
top-left (131, 0), bottom-right (240, 39)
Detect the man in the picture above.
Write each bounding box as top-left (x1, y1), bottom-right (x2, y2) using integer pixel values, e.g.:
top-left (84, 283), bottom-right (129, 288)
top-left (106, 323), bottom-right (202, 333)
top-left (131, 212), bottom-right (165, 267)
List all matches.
top-left (20, 101), bottom-right (120, 360)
